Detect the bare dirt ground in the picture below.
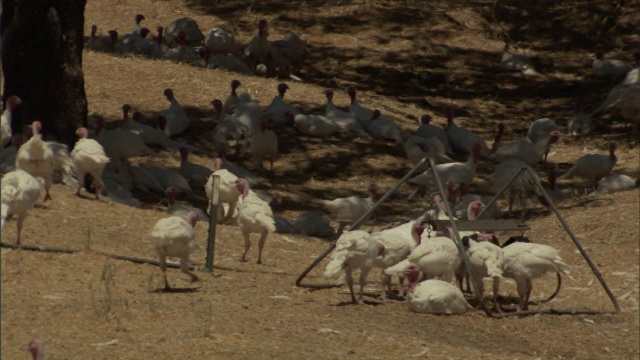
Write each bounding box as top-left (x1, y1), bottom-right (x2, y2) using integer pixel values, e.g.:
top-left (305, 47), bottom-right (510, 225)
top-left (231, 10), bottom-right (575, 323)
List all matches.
top-left (2, 0), bottom-right (640, 359)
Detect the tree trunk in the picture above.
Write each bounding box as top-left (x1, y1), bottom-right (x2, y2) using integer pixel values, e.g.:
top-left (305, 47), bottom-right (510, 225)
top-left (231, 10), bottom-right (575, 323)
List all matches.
top-left (1, 0), bottom-right (87, 146)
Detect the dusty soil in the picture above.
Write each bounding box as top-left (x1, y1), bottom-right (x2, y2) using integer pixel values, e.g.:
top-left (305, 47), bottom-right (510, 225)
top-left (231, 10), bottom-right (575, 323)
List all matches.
top-left (2, 0), bottom-right (639, 359)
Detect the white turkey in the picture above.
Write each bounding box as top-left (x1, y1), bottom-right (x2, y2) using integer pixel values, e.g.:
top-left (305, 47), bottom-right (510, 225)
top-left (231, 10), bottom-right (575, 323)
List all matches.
top-left (150, 211), bottom-right (200, 290)
top-left (405, 264), bottom-right (471, 314)
top-left (490, 160), bottom-right (548, 216)
top-left (249, 117), bottom-right (278, 175)
top-left (264, 83), bottom-right (300, 126)
top-left (311, 183), bottom-right (378, 236)
top-left (46, 140), bottom-right (78, 188)
top-left (211, 99), bottom-right (247, 156)
top-left (204, 27), bottom-right (241, 55)
top-left (567, 103), bottom-right (595, 136)
top-left (270, 31), bottom-right (308, 76)
top-left (85, 25), bottom-right (115, 53)
top-left (409, 142), bottom-right (482, 191)
top-left (384, 232), bottom-right (460, 284)
top-left (347, 86), bottom-right (374, 128)
top-left (243, 19), bottom-right (272, 73)
top-left (15, 121), bottom-right (55, 201)
top-left (178, 147), bottom-right (212, 189)
top-left (286, 111), bottom-right (340, 137)
top-left (414, 114), bottom-right (453, 156)
top-left (222, 79), bottom-right (258, 115)
top-left (460, 234), bottom-right (504, 310)
top-left (159, 88), bottom-right (190, 137)
top-left (1, 95), bottom-right (21, 148)
top-left (447, 181), bottom-right (501, 220)
top-left (94, 116), bottom-right (154, 172)
top-left (292, 210), bottom-right (336, 238)
top-left (150, 26), bottom-right (170, 59)
top-left (162, 31), bottom-right (200, 64)
top-left (592, 51), bottom-right (633, 79)
top-left (235, 178), bottom-right (276, 264)
top-left (164, 17), bottom-right (205, 46)
top-left (324, 89), bottom-right (370, 138)
top-left (366, 109), bottom-right (405, 144)
top-left (588, 174), bottom-right (639, 196)
top-left (527, 110), bottom-right (561, 144)
top-left (499, 43), bottom-right (541, 76)
top-left (71, 127), bottom-right (109, 199)
top-left (201, 49), bottom-right (253, 74)
top-left (132, 14), bottom-right (146, 36)
top-left (502, 240), bottom-right (572, 310)
top-left (324, 229), bottom-right (385, 304)
top-left (133, 112), bottom-right (198, 152)
top-left (489, 130), bottom-right (560, 166)
top-left (129, 28), bottom-right (155, 56)
top-left (444, 107), bottom-right (489, 155)
top-left (205, 157), bottom-right (240, 224)
top-left (373, 219), bottom-right (426, 300)
top-left (557, 143), bottom-right (617, 186)
top-left (404, 134), bottom-right (453, 169)
top-left (1, 169), bottom-right (42, 244)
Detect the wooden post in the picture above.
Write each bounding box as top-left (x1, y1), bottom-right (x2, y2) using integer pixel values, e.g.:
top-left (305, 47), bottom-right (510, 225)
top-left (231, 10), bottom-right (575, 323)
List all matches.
top-left (205, 175), bottom-right (221, 273)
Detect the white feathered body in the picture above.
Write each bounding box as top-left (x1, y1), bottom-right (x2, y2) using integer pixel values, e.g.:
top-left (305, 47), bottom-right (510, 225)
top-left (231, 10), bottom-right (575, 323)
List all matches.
top-left (1, 169), bottom-right (42, 230)
top-left (589, 174), bottom-right (639, 195)
top-left (15, 134), bottom-right (55, 188)
top-left (527, 118), bottom-right (558, 144)
top-left (326, 99), bottom-right (370, 137)
top-left (150, 216), bottom-right (195, 258)
top-left (313, 194), bottom-right (374, 225)
top-left (265, 95), bottom-right (299, 126)
top-left (502, 242), bottom-right (571, 282)
top-left (160, 98), bottom-right (191, 137)
top-left (237, 190), bottom-right (276, 235)
top-left (324, 230), bottom-right (378, 279)
top-left (415, 123), bottom-right (453, 155)
top-left (71, 138), bottom-right (109, 185)
top-left (407, 279), bottom-right (471, 314)
top-left (293, 113), bottom-right (340, 137)
top-left (406, 236), bottom-right (461, 282)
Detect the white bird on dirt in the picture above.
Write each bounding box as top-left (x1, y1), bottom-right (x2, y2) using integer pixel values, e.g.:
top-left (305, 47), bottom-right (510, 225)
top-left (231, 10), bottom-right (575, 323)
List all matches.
top-left (1, 169), bottom-right (42, 244)
top-left (460, 233), bottom-right (504, 310)
top-left (243, 19), bottom-right (273, 73)
top-left (71, 127), bottom-right (110, 199)
top-left (527, 110), bottom-right (561, 144)
top-left (324, 89), bottom-right (370, 138)
top-left (588, 174), bottom-right (639, 196)
top-left (28, 338), bottom-right (45, 360)
top-left (286, 111), bottom-right (340, 137)
top-left (223, 79), bottom-right (251, 115)
top-left (211, 99), bottom-right (247, 157)
top-left (1, 95), bottom-right (21, 148)
top-left (150, 211), bottom-right (200, 290)
top-left (373, 219), bottom-right (426, 300)
top-left (404, 264), bottom-right (472, 315)
top-left (204, 27), bottom-right (241, 55)
top-left (592, 51), bottom-right (633, 79)
top-left (15, 120), bottom-right (55, 201)
top-left (490, 160), bottom-right (547, 216)
top-left (178, 147), bottom-right (212, 189)
top-left (558, 143), bottom-right (618, 186)
top-left (324, 229), bottom-right (386, 304)
top-left (264, 83), bottom-right (300, 126)
top-left (292, 210), bottom-right (336, 238)
top-left (162, 31), bottom-right (200, 65)
top-left (404, 135), bottom-right (454, 168)
top-left (414, 114), bottom-right (454, 156)
top-left (347, 86), bottom-right (375, 129)
top-left (502, 239), bottom-right (572, 311)
top-left (567, 104), bottom-right (595, 136)
top-left (159, 88), bottom-right (190, 137)
top-left (94, 116), bottom-right (155, 172)
top-left (409, 142), bottom-right (483, 190)
top-left (500, 43), bottom-right (541, 76)
top-left (311, 183), bottom-right (378, 237)
top-left (444, 107), bottom-right (489, 156)
top-left (234, 178), bottom-right (276, 264)
top-left (249, 116), bottom-right (278, 175)
top-left (366, 109), bottom-right (405, 144)
top-left (46, 139), bottom-right (79, 188)
top-left (490, 130), bottom-right (561, 165)
top-left (384, 232), bottom-right (460, 285)
top-left (125, 109), bottom-right (199, 152)
top-left (205, 158), bottom-right (240, 224)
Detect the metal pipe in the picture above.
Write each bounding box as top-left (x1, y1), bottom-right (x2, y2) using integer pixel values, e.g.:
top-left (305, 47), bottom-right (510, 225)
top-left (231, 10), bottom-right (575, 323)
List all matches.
top-left (295, 157), bottom-right (429, 288)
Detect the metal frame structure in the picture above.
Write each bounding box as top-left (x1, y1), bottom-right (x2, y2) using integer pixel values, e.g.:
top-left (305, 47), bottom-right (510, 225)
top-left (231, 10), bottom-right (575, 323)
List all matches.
top-left (296, 157), bottom-right (621, 317)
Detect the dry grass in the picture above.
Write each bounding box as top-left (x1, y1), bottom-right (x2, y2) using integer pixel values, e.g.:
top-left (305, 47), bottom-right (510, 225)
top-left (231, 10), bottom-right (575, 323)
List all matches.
top-left (2, 0), bottom-right (640, 358)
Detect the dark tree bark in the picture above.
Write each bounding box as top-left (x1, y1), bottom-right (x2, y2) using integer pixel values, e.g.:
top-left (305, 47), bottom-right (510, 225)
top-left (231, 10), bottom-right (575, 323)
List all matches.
top-left (1, 0), bottom-right (87, 146)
